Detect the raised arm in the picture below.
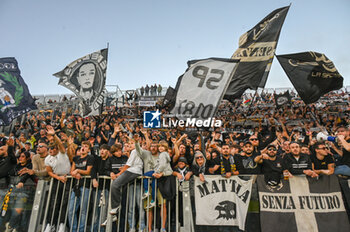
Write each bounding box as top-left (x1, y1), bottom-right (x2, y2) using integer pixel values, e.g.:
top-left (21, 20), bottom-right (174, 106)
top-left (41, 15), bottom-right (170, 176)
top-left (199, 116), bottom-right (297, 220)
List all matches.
top-left (141, 128), bottom-right (150, 150)
top-left (46, 125), bottom-right (66, 154)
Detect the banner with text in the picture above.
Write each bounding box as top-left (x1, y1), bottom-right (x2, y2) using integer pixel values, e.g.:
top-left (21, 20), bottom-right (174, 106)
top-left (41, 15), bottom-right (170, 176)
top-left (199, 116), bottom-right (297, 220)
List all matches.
top-left (257, 175), bottom-right (350, 232)
top-left (170, 58), bottom-right (238, 120)
top-left (194, 175), bottom-right (253, 230)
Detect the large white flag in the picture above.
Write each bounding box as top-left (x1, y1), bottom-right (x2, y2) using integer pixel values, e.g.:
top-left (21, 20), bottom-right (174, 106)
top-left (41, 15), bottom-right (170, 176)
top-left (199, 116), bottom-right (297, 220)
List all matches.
top-left (170, 58), bottom-right (238, 120)
top-left (194, 175), bottom-right (253, 230)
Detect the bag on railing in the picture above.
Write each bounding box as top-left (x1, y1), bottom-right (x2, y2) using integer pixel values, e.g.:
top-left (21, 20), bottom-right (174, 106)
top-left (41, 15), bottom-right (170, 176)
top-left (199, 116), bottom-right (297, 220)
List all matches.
top-left (158, 175), bottom-right (176, 200)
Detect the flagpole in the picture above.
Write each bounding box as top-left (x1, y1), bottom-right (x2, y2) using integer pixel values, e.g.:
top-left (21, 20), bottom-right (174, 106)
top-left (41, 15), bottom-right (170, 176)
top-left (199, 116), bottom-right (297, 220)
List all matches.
top-left (102, 42), bottom-right (109, 112)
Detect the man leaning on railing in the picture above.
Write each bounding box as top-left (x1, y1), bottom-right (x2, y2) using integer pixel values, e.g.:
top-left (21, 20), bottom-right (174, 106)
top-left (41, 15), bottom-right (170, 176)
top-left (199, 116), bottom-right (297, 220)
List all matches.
top-left (44, 126), bottom-right (71, 232)
top-left (68, 141), bottom-right (94, 232)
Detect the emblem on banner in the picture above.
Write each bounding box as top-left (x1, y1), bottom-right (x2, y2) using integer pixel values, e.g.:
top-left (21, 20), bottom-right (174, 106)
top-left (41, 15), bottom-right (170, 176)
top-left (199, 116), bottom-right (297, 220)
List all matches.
top-left (215, 201), bottom-right (237, 220)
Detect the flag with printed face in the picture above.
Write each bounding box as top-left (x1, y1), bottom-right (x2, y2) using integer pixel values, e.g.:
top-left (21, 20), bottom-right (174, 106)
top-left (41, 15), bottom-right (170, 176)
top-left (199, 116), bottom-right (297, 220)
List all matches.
top-left (170, 58), bottom-right (239, 121)
top-left (274, 91), bottom-right (291, 108)
top-left (194, 176), bottom-right (253, 230)
top-left (53, 49), bottom-right (108, 116)
top-left (257, 175), bottom-right (350, 232)
top-left (276, 52), bottom-right (343, 104)
top-left (224, 6), bottom-right (290, 102)
top-left (0, 57), bottom-right (37, 126)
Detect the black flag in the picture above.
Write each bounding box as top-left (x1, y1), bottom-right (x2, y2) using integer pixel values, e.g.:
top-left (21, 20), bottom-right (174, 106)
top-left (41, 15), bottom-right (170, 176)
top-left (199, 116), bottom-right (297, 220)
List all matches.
top-left (53, 49), bottom-right (108, 116)
top-left (0, 57), bottom-right (37, 126)
top-left (276, 52), bottom-right (343, 104)
top-left (162, 86), bottom-right (176, 110)
top-left (274, 91), bottom-right (291, 108)
top-left (224, 6), bottom-right (290, 101)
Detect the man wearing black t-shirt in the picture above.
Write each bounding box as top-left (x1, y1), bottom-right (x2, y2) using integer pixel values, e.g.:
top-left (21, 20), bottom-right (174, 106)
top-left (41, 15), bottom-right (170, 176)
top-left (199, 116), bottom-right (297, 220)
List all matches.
top-left (255, 144), bottom-right (284, 185)
top-left (106, 144), bottom-right (128, 179)
top-left (283, 142), bottom-right (318, 178)
top-left (311, 142), bottom-right (334, 175)
top-left (68, 141), bottom-right (94, 232)
top-left (91, 144), bottom-right (113, 229)
top-left (334, 126), bottom-right (350, 177)
top-left (235, 141), bottom-right (261, 174)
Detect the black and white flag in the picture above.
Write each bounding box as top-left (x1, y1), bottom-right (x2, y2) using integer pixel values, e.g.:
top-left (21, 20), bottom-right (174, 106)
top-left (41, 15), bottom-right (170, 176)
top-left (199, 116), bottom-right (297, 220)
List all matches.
top-left (0, 57), bottom-right (37, 126)
top-left (170, 58), bottom-right (238, 120)
top-left (162, 86), bottom-right (176, 110)
top-left (274, 91), bottom-right (291, 108)
top-left (276, 52), bottom-right (343, 104)
top-left (106, 96), bottom-right (116, 107)
top-left (258, 175), bottom-right (350, 232)
top-left (224, 6), bottom-right (289, 101)
top-left (53, 49), bottom-right (108, 116)
top-left (194, 176), bottom-right (253, 230)
top-left (338, 179), bottom-right (350, 213)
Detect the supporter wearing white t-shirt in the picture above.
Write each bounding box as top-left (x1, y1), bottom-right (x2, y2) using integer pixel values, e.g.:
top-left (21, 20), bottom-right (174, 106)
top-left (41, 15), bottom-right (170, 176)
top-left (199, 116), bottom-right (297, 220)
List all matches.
top-left (42, 126), bottom-right (71, 232)
top-left (110, 138), bottom-right (143, 216)
top-left (45, 150), bottom-right (71, 176)
top-left (44, 126), bottom-right (71, 182)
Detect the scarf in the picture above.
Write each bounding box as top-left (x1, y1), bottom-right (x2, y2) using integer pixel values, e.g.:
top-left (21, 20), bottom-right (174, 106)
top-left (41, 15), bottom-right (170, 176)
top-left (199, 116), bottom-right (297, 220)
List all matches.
top-left (220, 155), bottom-right (236, 175)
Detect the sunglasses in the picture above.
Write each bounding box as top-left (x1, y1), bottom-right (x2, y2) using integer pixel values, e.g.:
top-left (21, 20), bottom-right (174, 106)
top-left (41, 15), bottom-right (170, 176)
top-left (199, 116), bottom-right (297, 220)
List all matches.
top-left (317, 147), bottom-right (329, 150)
top-left (268, 148), bottom-right (277, 151)
top-left (196, 156), bottom-right (204, 160)
top-left (38, 145), bottom-right (47, 148)
top-left (250, 138), bottom-right (258, 141)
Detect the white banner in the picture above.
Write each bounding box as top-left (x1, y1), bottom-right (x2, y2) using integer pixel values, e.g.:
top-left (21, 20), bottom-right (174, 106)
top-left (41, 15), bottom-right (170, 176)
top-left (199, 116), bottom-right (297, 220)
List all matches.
top-left (139, 100), bottom-right (156, 107)
top-left (257, 175), bottom-right (350, 232)
top-left (171, 58), bottom-right (238, 120)
top-left (194, 175), bottom-right (253, 230)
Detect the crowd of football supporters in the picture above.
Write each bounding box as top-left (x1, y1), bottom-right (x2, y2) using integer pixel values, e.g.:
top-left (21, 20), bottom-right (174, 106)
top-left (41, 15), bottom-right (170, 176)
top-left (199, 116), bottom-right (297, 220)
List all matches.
top-left (0, 89), bottom-right (349, 232)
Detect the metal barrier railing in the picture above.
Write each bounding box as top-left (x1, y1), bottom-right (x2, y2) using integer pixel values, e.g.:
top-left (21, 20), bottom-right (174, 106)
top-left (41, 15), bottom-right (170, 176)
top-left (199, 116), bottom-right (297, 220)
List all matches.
top-left (28, 175), bottom-right (187, 232)
top-left (27, 175), bottom-right (265, 232)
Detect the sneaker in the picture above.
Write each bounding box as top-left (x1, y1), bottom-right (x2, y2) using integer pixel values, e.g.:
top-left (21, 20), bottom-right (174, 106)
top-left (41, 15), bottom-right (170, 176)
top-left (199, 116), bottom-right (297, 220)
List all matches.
top-left (6, 224), bottom-right (14, 232)
top-left (44, 224), bottom-right (51, 232)
top-left (109, 206), bottom-right (120, 215)
top-left (58, 223), bottom-right (65, 232)
top-left (146, 200), bottom-right (156, 209)
top-left (101, 215), bottom-right (118, 227)
top-left (338, 174), bottom-right (349, 179)
top-left (142, 191), bottom-right (150, 199)
top-left (161, 228), bottom-right (167, 232)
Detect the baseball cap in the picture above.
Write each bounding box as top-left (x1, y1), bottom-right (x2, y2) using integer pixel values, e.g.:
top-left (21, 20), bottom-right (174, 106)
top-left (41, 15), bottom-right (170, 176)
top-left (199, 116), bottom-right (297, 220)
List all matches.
top-left (178, 157), bottom-right (188, 164)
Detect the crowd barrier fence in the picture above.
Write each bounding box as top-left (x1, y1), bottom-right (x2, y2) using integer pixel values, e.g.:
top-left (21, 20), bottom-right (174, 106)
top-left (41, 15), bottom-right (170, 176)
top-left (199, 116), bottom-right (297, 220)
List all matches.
top-left (1, 175), bottom-right (349, 232)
